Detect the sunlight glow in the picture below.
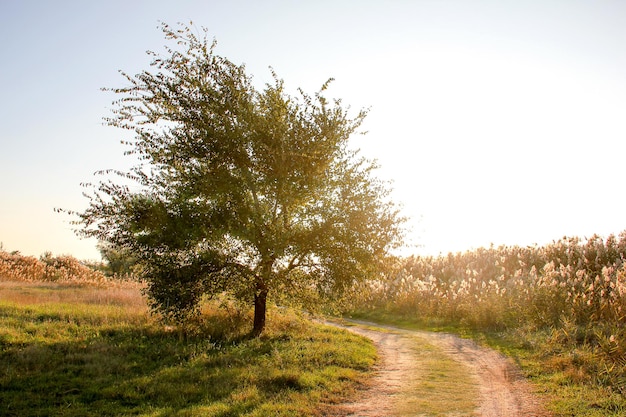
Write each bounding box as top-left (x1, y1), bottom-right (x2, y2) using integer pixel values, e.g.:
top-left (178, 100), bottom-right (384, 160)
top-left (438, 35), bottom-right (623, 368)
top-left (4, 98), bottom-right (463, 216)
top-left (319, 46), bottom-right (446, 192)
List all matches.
top-left (1, 1), bottom-right (625, 259)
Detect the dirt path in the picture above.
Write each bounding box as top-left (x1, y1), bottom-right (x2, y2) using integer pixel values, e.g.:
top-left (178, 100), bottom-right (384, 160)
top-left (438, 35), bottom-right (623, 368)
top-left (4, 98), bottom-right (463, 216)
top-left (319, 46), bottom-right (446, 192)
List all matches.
top-left (328, 320), bottom-right (550, 417)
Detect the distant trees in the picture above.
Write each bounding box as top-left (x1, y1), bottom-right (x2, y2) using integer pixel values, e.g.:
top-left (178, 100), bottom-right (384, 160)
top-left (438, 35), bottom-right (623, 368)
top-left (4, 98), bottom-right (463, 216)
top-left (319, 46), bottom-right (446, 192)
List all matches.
top-left (97, 243), bottom-right (138, 277)
top-left (70, 22), bottom-right (405, 335)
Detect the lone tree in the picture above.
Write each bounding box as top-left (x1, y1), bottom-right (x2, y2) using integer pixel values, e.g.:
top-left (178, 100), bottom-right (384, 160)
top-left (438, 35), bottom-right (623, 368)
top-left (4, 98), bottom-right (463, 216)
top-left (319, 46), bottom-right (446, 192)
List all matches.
top-left (72, 23), bottom-right (405, 336)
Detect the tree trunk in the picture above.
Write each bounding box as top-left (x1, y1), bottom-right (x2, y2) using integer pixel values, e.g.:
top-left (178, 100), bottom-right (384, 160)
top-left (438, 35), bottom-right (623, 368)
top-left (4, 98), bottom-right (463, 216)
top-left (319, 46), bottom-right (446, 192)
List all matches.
top-left (252, 282), bottom-right (268, 337)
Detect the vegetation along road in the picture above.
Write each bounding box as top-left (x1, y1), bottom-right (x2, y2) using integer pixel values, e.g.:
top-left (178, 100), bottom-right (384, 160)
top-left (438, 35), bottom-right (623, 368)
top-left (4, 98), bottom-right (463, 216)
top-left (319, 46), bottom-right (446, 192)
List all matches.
top-left (329, 320), bottom-right (551, 417)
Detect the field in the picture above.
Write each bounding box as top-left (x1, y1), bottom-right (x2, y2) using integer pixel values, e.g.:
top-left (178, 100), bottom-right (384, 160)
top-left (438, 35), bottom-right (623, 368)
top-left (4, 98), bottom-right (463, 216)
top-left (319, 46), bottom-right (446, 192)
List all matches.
top-left (350, 232), bottom-right (626, 416)
top-left (0, 251), bottom-right (376, 417)
top-left (3, 231), bottom-right (626, 416)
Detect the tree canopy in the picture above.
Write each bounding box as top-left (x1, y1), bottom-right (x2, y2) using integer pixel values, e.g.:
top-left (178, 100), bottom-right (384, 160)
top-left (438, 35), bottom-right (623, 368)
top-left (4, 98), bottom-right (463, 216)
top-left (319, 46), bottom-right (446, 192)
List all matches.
top-left (72, 22), bottom-right (405, 335)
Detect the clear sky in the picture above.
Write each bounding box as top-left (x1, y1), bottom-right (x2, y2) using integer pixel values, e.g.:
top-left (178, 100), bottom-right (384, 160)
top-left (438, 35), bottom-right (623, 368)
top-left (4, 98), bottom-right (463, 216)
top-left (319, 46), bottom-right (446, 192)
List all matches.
top-left (1, 0), bottom-right (625, 260)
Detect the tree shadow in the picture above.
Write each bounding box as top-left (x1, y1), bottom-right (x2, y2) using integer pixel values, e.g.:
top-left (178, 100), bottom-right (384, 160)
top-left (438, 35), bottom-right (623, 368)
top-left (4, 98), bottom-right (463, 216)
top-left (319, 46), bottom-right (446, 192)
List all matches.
top-left (0, 324), bottom-right (281, 416)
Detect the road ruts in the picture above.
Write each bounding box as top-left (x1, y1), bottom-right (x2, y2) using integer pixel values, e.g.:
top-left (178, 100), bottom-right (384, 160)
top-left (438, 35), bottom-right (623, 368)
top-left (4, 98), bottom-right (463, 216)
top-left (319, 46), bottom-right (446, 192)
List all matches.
top-left (326, 320), bottom-right (551, 417)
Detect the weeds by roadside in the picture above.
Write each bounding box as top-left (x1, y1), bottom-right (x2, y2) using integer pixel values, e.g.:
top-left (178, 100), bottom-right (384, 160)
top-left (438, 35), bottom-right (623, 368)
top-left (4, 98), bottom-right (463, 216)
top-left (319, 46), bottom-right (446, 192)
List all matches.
top-left (348, 231), bottom-right (626, 416)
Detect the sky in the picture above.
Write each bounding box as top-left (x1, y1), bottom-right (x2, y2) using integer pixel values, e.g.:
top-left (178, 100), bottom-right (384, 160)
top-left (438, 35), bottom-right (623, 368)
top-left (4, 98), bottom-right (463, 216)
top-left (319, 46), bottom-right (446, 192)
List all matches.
top-left (1, 0), bottom-right (625, 261)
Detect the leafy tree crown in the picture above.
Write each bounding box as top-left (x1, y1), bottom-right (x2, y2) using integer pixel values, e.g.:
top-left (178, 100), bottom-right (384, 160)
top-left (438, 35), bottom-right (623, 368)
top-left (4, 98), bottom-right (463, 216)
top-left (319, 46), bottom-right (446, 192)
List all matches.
top-left (71, 22), bottom-right (405, 330)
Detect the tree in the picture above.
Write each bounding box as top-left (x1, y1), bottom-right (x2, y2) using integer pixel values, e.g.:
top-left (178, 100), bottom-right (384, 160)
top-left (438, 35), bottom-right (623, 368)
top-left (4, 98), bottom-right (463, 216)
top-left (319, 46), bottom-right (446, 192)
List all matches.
top-left (97, 242), bottom-right (138, 277)
top-left (71, 22), bottom-right (405, 336)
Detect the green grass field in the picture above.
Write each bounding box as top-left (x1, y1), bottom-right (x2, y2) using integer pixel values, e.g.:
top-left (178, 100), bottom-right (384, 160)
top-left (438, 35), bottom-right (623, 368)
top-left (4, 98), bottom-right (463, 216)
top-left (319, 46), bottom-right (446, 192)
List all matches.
top-left (0, 281), bottom-right (376, 416)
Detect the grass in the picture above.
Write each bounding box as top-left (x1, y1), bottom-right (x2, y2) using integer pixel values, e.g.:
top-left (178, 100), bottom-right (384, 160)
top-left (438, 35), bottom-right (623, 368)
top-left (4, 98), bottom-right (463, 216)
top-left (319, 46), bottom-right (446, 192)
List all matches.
top-left (485, 326), bottom-right (626, 417)
top-left (340, 320), bottom-right (478, 416)
top-left (399, 335), bottom-right (477, 416)
top-left (348, 310), bottom-right (626, 417)
top-left (0, 280), bottom-right (376, 416)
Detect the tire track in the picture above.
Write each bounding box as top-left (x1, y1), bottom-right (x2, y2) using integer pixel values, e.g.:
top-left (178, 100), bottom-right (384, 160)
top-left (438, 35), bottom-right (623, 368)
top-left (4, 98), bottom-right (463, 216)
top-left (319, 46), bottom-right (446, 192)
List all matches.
top-left (327, 320), bottom-right (550, 417)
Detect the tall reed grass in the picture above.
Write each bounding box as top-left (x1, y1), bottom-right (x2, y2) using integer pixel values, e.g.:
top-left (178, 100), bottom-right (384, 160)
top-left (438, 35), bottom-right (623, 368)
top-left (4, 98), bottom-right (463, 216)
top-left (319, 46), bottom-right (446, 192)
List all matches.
top-left (353, 232), bottom-right (626, 397)
top-left (0, 249), bottom-right (141, 289)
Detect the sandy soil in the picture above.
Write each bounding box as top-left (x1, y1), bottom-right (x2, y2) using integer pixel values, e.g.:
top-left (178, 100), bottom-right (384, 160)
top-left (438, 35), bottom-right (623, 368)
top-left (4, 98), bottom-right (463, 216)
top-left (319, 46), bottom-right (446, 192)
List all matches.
top-left (328, 320), bottom-right (551, 417)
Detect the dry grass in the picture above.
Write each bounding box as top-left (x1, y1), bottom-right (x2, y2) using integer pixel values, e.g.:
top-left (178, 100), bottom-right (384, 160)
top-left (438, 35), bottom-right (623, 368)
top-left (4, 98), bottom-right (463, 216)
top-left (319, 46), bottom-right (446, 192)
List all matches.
top-left (0, 249), bottom-right (143, 289)
top-left (0, 280), bottom-right (147, 309)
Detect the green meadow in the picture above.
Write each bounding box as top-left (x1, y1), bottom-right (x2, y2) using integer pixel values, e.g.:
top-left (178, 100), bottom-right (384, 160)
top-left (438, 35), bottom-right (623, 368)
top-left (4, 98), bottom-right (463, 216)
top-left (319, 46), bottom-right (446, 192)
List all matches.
top-left (0, 280), bottom-right (375, 416)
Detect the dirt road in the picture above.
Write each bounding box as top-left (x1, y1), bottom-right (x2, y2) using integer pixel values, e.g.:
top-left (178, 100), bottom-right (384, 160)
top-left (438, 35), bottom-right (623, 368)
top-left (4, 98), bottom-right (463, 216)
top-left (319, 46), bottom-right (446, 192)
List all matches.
top-left (328, 320), bottom-right (551, 417)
